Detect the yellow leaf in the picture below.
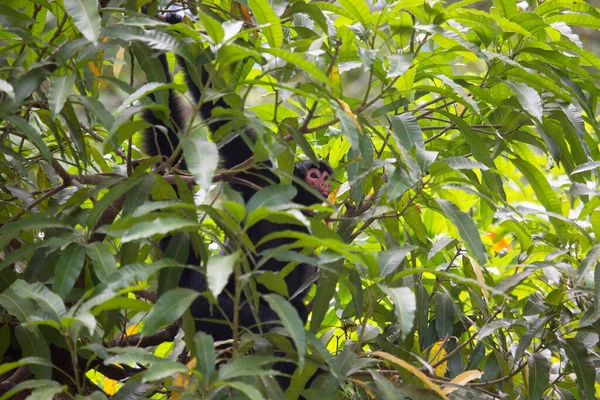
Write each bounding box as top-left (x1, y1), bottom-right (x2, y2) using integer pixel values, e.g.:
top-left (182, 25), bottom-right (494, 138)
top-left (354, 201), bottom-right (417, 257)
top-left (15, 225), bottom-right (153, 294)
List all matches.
top-left (442, 370), bottom-right (483, 395)
top-left (329, 64), bottom-right (341, 88)
top-left (371, 351), bottom-right (449, 399)
top-left (337, 99), bottom-right (363, 134)
top-left (171, 358), bottom-right (196, 399)
top-left (469, 256), bottom-right (489, 303)
top-left (103, 377), bottom-right (117, 395)
top-left (126, 323), bottom-right (139, 335)
top-left (328, 187), bottom-right (339, 203)
top-left (114, 47), bottom-right (125, 78)
top-left (428, 341), bottom-right (447, 377)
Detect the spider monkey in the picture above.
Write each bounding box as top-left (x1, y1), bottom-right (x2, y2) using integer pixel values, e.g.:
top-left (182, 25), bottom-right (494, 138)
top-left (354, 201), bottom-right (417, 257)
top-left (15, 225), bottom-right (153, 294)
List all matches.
top-left (142, 15), bottom-right (333, 350)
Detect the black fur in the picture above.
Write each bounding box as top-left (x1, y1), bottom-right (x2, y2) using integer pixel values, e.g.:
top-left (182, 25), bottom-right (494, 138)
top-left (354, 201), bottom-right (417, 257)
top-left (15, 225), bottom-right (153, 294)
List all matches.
top-left (142, 16), bottom-right (332, 347)
top-left (142, 54), bottom-right (188, 168)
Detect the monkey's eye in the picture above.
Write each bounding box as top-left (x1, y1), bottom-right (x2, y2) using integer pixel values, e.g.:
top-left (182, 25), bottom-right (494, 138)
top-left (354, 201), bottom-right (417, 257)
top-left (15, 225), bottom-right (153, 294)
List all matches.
top-left (310, 172), bottom-right (318, 179)
top-left (322, 173), bottom-right (330, 180)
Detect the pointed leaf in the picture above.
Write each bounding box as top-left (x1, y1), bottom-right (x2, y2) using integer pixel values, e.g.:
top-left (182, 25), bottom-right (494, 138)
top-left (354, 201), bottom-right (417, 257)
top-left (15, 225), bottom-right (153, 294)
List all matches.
top-left (246, 184), bottom-right (297, 214)
top-left (437, 199), bottom-right (487, 265)
top-left (380, 286), bottom-right (416, 340)
top-left (11, 280), bottom-right (66, 319)
top-left (15, 326), bottom-right (51, 380)
top-left (528, 353), bottom-right (550, 400)
top-left (49, 75), bottom-right (76, 118)
top-left (207, 252), bottom-right (239, 297)
top-left (264, 294), bottom-right (306, 369)
top-left (559, 338), bottom-right (595, 400)
top-left (378, 246), bottom-right (417, 277)
top-left (180, 136), bottom-right (219, 191)
top-left (390, 113), bottom-right (425, 153)
top-left (142, 288), bottom-right (199, 335)
top-left (64, 0), bottom-right (100, 45)
top-left (53, 243), bottom-right (86, 299)
top-left (434, 292), bottom-right (455, 338)
top-left (2, 114), bottom-right (52, 161)
top-left (121, 217), bottom-right (199, 243)
top-left (249, 0), bottom-right (283, 48)
top-left (505, 81), bottom-right (542, 120)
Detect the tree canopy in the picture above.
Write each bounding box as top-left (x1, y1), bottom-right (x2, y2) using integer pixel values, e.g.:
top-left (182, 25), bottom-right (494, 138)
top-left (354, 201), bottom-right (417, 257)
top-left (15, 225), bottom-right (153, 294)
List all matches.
top-left (1, 0), bottom-right (600, 398)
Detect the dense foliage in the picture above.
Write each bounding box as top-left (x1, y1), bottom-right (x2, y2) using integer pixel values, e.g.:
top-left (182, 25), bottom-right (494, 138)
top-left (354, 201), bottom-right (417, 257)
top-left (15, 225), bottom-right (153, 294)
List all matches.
top-left (2, 0), bottom-right (600, 398)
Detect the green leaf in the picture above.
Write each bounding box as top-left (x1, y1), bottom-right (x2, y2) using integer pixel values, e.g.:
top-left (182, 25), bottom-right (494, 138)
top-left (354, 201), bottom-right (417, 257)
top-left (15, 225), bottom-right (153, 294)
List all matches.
top-left (11, 280), bottom-right (67, 320)
top-left (571, 160), bottom-right (600, 175)
top-left (515, 317), bottom-right (550, 361)
top-left (442, 157), bottom-right (489, 170)
top-left (434, 292), bottom-right (454, 338)
top-left (331, 102), bottom-right (361, 151)
top-left (180, 135), bottom-right (219, 191)
top-left (85, 175), bottom-right (140, 229)
top-left (13, 68), bottom-right (50, 105)
top-left (264, 293), bottom-right (306, 369)
top-left (370, 370), bottom-right (402, 398)
top-left (546, 14), bottom-right (600, 29)
top-left (498, 220), bottom-right (532, 251)
top-left (218, 355), bottom-right (281, 380)
top-left (528, 353), bottom-right (550, 400)
top-left (53, 243), bottom-right (86, 299)
top-left (16, 386), bottom-right (63, 400)
top-left (493, 0), bottom-right (516, 18)
top-left (0, 379), bottom-right (62, 400)
top-left (386, 54), bottom-right (413, 78)
top-left (1, 114), bottom-right (52, 161)
top-left (378, 246), bottom-right (417, 278)
top-left (437, 199), bottom-right (487, 265)
top-left (15, 326), bottom-right (51, 380)
top-left (0, 4), bottom-right (34, 27)
top-left (199, 12), bottom-right (224, 44)
top-left (114, 82), bottom-right (177, 115)
top-left (577, 244), bottom-right (600, 283)
top-left (207, 252), bottom-right (239, 297)
top-left (338, 0), bottom-right (371, 26)
top-left (48, 75), bottom-right (76, 118)
top-left (123, 174), bottom-right (155, 216)
top-left (439, 111), bottom-right (493, 168)
top-left (559, 338), bottom-right (595, 400)
top-left (225, 382), bottom-right (266, 400)
top-left (194, 332), bottom-right (216, 385)
top-left (91, 297), bottom-right (152, 314)
top-left (249, 0), bottom-right (283, 48)
top-left (390, 113), bottom-right (425, 153)
top-left (505, 81), bottom-right (543, 120)
top-left (143, 359), bottom-right (188, 382)
top-left (142, 288), bottom-right (199, 336)
top-left (511, 158), bottom-right (566, 240)
top-left (310, 270), bottom-right (338, 334)
top-left (121, 217), bottom-right (199, 243)
top-left (0, 214), bottom-right (71, 250)
top-left (246, 184), bottom-right (297, 214)
top-left (103, 26), bottom-right (193, 62)
top-left (64, 0), bottom-right (100, 45)
top-left (0, 288), bottom-right (36, 322)
top-left (379, 286), bottom-right (416, 340)
top-left (259, 47), bottom-right (332, 89)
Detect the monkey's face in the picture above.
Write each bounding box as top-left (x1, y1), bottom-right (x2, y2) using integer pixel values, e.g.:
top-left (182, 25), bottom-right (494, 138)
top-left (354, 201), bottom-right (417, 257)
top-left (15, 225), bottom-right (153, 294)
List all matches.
top-left (305, 167), bottom-right (331, 198)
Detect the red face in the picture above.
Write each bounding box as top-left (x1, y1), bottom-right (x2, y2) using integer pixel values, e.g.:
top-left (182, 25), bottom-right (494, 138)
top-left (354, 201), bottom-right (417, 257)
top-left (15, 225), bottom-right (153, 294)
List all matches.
top-left (305, 167), bottom-right (331, 198)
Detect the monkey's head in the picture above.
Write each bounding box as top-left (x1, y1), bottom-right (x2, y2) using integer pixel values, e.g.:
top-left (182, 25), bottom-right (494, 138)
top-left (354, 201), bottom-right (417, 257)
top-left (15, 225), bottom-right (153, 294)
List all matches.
top-left (293, 160), bottom-right (334, 205)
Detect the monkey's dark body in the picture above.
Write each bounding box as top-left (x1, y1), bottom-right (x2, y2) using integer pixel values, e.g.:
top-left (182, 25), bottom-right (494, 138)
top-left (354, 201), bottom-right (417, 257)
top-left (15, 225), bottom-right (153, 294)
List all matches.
top-left (143, 38), bottom-right (332, 342)
top-left (180, 219), bottom-right (316, 340)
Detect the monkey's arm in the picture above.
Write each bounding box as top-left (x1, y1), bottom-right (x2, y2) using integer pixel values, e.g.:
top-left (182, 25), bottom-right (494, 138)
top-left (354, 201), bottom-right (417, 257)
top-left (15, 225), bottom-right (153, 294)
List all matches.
top-left (142, 54), bottom-right (188, 168)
